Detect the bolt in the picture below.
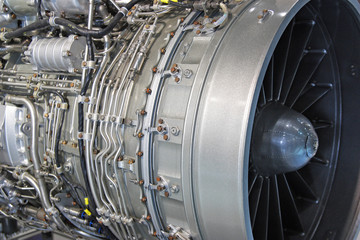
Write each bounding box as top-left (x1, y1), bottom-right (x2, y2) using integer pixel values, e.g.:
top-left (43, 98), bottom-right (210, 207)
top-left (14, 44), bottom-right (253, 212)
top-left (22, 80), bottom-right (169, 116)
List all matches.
top-left (163, 135), bottom-right (169, 141)
top-left (141, 197), bottom-right (147, 202)
top-left (138, 132), bottom-right (144, 138)
top-left (139, 180), bottom-right (144, 185)
top-left (140, 110), bottom-right (147, 115)
top-left (156, 176), bottom-right (161, 182)
top-left (146, 215), bottom-right (151, 221)
top-left (137, 151), bottom-right (143, 157)
top-left (157, 126), bottom-right (163, 132)
top-left (160, 48), bottom-right (166, 54)
top-left (158, 119), bottom-right (164, 124)
top-left (184, 69), bottom-right (193, 78)
top-left (145, 88), bottom-right (152, 94)
top-left (174, 77), bottom-right (180, 83)
top-left (44, 113), bottom-right (49, 118)
top-left (157, 185), bottom-right (164, 191)
top-left (26, 114), bottom-right (31, 119)
top-left (152, 67), bottom-right (157, 73)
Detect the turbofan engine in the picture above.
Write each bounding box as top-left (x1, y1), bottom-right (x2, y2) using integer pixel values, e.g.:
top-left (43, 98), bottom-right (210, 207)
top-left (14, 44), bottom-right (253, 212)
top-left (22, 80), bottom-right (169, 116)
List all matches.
top-left (0, 0), bottom-right (359, 239)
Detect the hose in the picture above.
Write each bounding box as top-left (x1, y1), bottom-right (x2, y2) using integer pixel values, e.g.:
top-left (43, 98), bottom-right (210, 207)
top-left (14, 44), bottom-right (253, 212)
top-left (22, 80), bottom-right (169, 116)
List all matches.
top-left (3, 0), bottom-right (143, 40)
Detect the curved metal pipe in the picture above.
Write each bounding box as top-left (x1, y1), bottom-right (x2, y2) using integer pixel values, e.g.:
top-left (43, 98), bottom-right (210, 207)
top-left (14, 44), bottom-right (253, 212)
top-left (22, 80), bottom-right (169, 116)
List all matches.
top-left (4, 95), bottom-right (68, 231)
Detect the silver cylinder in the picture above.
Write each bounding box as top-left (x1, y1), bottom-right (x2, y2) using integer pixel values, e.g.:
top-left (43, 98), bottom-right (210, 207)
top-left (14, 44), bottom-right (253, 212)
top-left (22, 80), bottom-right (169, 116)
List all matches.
top-left (25, 35), bottom-right (86, 73)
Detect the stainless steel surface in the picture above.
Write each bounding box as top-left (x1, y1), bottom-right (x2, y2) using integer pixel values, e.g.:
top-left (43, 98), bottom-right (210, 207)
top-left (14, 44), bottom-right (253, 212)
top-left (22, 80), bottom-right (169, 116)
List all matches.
top-left (0, 0), bottom-right (358, 239)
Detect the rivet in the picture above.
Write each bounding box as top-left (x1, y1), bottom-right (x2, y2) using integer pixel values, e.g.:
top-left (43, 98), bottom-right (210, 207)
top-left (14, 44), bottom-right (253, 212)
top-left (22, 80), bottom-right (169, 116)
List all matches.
top-left (141, 197), bottom-right (147, 202)
top-left (137, 151), bottom-right (143, 157)
top-left (160, 48), bottom-right (166, 54)
top-left (44, 113), bottom-right (49, 118)
top-left (152, 67), bottom-right (157, 73)
top-left (145, 88), bottom-right (152, 94)
top-left (26, 114), bottom-right (31, 119)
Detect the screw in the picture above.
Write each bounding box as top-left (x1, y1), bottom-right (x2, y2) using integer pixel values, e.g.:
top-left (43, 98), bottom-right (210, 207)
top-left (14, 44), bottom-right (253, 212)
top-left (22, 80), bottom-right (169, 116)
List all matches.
top-left (157, 185), bottom-right (164, 191)
top-left (74, 69), bottom-right (79, 73)
top-left (138, 132), bottom-right (144, 138)
top-left (11, 13), bottom-right (16, 19)
top-left (26, 114), bottom-right (31, 119)
top-left (152, 67), bottom-right (157, 73)
top-left (196, 30), bottom-right (201, 35)
top-left (158, 119), bottom-right (164, 124)
top-left (160, 48), bottom-right (166, 54)
top-left (156, 176), bottom-right (161, 182)
top-left (140, 110), bottom-right (147, 115)
top-left (34, 87), bottom-right (38, 91)
top-left (74, 35), bottom-right (79, 40)
top-left (62, 140), bottom-right (67, 145)
top-left (157, 126), bottom-right (163, 132)
top-left (145, 88), bottom-right (152, 94)
top-left (163, 135), bottom-right (169, 141)
top-left (44, 113), bottom-right (49, 118)
top-left (141, 197), bottom-right (147, 202)
top-left (128, 159), bottom-right (135, 164)
top-left (139, 180), bottom-right (144, 185)
top-left (137, 151), bottom-right (143, 157)
top-left (170, 32), bottom-right (175, 38)
top-left (174, 77), bottom-right (180, 83)
top-left (117, 156), bottom-right (123, 161)
top-left (66, 51), bottom-right (71, 56)
top-left (82, 61), bottom-right (87, 67)
top-left (128, 11), bottom-right (132, 16)
top-left (72, 201), bottom-right (76, 206)
top-left (78, 133), bottom-right (83, 138)
top-left (180, 17), bottom-right (184, 23)
top-left (70, 83), bottom-right (75, 87)
top-left (146, 215), bottom-right (151, 221)
top-left (194, 21), bottom-right (199, 25)
top-left (72, 143), bottom-right (78, 148)
top-left (145, 24), bottom-right (150, 29)
top-left (164, 192), bottom-right (169, 197)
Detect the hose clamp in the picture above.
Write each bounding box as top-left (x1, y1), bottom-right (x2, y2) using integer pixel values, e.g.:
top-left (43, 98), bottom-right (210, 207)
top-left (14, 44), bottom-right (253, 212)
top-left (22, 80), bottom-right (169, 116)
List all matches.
top-left (119, 7), bottom-right (129, 16)
top-left (49, 17), bottom-right (59, 27)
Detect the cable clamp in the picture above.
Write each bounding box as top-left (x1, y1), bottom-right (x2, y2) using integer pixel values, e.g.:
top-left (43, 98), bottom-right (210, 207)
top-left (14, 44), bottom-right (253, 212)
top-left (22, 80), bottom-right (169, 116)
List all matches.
top-left (49, 17), bottom-right (59, 27)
